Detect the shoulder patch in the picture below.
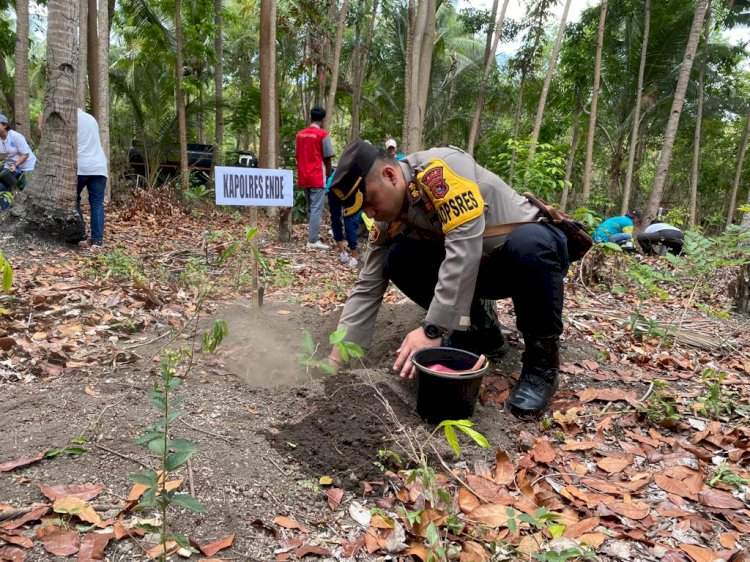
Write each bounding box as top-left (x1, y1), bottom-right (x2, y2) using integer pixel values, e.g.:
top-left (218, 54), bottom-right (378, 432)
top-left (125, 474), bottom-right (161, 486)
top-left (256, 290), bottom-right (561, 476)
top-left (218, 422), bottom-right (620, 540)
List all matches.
top-left (369, 223), bottom-right (381, 244)
top-left (421, 166), bottom-right (450, 199)
top-left (418, 159), bottom-right (484, 234)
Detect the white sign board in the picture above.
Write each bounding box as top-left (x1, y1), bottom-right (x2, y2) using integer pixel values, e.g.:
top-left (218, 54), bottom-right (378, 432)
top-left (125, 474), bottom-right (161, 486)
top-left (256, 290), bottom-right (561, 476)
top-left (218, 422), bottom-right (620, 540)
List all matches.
top-left (215, 166), bottom-right (293, 207)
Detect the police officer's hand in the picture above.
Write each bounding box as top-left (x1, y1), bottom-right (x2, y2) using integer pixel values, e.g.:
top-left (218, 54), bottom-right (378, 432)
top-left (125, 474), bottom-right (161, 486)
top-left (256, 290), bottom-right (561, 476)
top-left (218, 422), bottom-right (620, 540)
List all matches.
top-left (393, 327), bottom-right (441, 380)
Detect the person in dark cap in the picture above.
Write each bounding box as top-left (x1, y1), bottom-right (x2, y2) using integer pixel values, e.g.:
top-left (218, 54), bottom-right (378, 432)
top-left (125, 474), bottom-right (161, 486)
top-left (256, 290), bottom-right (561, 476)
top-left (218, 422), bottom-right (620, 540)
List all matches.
top-left (327, 140), bottom-right (571, 417)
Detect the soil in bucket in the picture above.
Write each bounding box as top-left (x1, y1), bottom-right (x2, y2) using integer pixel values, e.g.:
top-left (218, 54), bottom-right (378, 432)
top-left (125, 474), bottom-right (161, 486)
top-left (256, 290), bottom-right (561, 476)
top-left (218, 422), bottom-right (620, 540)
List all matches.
top-left (411, 347), bottom-right (488, 424)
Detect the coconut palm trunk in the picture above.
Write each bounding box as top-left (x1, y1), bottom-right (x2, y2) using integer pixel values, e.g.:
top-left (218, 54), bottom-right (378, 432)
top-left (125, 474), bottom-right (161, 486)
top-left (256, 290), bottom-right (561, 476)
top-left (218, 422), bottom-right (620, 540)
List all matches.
top-left (87, 0), bottom-right (100, 117)
top-left (645, 0), bottom-right (710, 224)
top-left (14, 0), bottom-right (78, 239)
top-left (580, 0), bottom-right (608, 204)
top-left (725, 107), bottom-right (750, 229)
top-left (528, 0), bottom-right (572, 161)
top-left (621, 0), bottom-right (651, 216)
top-left (14, 0), bottom-right (30, 137)
top-left (349, 0), bottom-right (379, 141)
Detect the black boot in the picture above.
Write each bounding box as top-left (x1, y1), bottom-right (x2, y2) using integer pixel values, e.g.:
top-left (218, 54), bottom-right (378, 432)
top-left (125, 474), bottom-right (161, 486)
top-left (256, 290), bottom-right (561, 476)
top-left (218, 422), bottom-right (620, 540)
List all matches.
top-left (444, 300), bottom-right (508, 357)
top-left (507, 335), bottom-right (560, 417)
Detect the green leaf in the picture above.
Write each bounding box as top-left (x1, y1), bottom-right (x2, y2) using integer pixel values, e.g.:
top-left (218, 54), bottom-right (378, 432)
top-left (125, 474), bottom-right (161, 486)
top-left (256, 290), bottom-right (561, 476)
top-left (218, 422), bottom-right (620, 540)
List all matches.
top-left (129, 471), bottom-right (159, 486)
top-left (148, 438), bottom-right (167, 455)
top-left (2, 262), bottom-right (12, 292)
top-left (329, 327), bottom-right (347, 344)
top-left (549, 523), bottom-right (566, 539)
top-left (165, 451), bottom-right (194, 471)
top-left (171, 493), bottom-right (205, 513)
top-left (70, 437), bottom-right (89, 444)
top-left (601, 242), bottom-right (623, 252)
top-left (442, 424), bottom-right (460, 457)
top-left (425, 521), bottom-right (440, 547)
top-left (301, 331), bottom-right (314, 355)
top-left (169, 439), bottom-right (198, 453)
top-left (456, 425), bottom-right (490, 449)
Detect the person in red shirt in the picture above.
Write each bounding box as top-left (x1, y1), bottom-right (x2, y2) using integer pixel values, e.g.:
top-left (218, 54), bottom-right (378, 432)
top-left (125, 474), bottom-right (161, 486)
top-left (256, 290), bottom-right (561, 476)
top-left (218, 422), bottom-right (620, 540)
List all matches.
top-left (296, 106), bottom-right (335, 250)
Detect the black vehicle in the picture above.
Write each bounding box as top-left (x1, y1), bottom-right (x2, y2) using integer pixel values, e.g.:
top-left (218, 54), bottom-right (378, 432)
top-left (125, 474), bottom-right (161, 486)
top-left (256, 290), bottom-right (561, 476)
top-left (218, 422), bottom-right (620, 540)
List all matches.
top-left (127, 142), bottom-right (258, 187)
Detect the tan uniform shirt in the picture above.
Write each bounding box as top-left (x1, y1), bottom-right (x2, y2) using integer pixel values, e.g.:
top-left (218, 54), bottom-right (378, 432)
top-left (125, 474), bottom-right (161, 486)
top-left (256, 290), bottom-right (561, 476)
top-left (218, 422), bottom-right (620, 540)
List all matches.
top-left (337, 146), bottom-right (540, 349)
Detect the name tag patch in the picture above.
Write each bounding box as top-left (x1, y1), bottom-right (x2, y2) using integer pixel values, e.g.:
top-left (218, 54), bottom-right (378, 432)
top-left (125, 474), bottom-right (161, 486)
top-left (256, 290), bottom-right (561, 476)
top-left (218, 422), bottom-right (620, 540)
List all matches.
top-left (418, 160), bottom-right (483, 233)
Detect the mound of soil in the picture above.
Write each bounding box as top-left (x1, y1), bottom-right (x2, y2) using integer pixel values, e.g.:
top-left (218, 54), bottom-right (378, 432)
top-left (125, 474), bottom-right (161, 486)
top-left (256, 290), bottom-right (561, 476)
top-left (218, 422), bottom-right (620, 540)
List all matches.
top-left (267, 373), bottom-right (420, 490)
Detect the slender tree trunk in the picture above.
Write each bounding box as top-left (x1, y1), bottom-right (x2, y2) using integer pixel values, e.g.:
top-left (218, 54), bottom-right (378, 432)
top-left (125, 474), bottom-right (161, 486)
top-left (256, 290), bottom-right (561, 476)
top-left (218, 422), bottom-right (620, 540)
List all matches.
top-left (97, 0), bottom-right (110, 201)
top-left (688, 0), bottom-right (713, 227)
top-left (87, 0), bottom-right (99, 118)
top-left (528, 0), bottom-right (572, 161)
top-left (14, 0), bottom-right (79, 238)
top-left (725, 107), bottom-right (750, 229)
top-left (646, 0), bottom-right (709, 224)
top-left (413, 0), bottom-right (436, 150)
top-left (405, 0), bottom-right (429, 152)
top-left (77, 0), bottom-right (88, 109)
top-left (560, 109), bottom-right (582, 212)
top-left (581, 0), bottom-right (608, 204)
top-left (621, 0), bottom-right (650, 216)
top-left (175, 0), bottom-right (189, 191)
top-left (324, 0), bottom-right (350, 129)
top-left (467, 0), bottom-right (509, 155)
top-left (507, 72), bottom-right (527, 186)
top-left (213, 0), bottom-right (224, 169)
top-left (13, 0), bottom-right (29, 137)
top-left (608, 136), bottom-right (624, 214)
top-left (402, 0), bottom-right (415, 147)
top-left (349, 0), bottom-right (379, 141)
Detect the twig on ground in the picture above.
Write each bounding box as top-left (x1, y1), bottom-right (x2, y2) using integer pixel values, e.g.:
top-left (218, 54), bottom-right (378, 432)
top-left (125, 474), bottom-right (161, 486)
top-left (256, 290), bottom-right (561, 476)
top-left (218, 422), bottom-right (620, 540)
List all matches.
top-left (94, 443), bottom-right (149, 469)
top-left (178, 417), bottom-right (235, 444)
top-left (121, 331), bottom-right (171, 350)
top-left (187, 458), bottom-right (196, 498)
top-left (265, 456), bottom-right (289, 476)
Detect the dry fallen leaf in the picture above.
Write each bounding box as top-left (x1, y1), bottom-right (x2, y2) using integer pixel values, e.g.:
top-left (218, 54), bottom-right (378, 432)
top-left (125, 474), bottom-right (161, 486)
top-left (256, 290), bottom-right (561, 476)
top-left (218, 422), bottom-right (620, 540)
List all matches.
top-left (0, 546), bottom-right (26, 561)
top-left (37, 483), bottom-right (103, 502)
top-left (697, 489), bottom-right (744, 509)
top-left (596, 456), bottom-right (632, 474)
top-left (36, 524), bottom-right (80, 556)
top-left (458, 487), bottom-right (480, 513)
top-left (467, 503), bottom-right (511, 527)
top-left (492, 449), bottom-right (514, 486)
top-left (199, 533), bottom-right (235, 557)
top-left (0, 530), bottom-right (33, 549)
top-left (244, 405), bottom-right (260, 415)
top-left (530, 438), bottom-right (556, 464)
top-left (273, 515), bottom-right (310, 533)
top-left (53, 497), bottom-right (101, 525)
top-left (1, 506), bottom-right (50, 530)
top-left (145, 540), bottom-right (178, 560)
top-left (77, 532), bottom-right (113, 562)
top-left (295, 544), bottom-right (334, 558)
top-left (679, 544), bottom-right (722, 562)
top-left (0, 451), bottom-right (47, 473)
top-left (609, 500), bottom-right (651, 520)
top-left (326, 488), bottom-right (344, 510)
top-left (563, 517), bottom-right (600, 539)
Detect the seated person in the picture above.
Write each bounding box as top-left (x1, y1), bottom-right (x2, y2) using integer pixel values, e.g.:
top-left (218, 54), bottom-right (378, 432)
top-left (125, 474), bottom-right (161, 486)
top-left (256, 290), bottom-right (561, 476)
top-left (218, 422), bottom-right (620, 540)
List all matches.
top-left (593, 210), bottom-right (641, 244)
top-left (637, 221), bottom-right (684, 256)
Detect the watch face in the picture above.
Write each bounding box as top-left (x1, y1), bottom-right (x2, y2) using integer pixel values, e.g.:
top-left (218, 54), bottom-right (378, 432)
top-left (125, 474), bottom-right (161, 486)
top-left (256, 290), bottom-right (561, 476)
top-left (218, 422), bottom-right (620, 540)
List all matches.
top-left (423, 324), bottom-right (439, 339)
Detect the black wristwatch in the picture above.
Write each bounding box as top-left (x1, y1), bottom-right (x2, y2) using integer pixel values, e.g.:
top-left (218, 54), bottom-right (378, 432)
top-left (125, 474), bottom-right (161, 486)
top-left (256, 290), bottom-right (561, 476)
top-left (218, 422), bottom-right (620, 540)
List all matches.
top-left (422, 321), bottom-right (447, 340)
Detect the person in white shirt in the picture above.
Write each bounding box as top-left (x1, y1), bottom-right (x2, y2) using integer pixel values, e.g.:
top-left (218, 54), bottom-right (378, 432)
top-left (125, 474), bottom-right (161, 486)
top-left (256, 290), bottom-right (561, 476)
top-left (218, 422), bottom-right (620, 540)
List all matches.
top-left (636, 221), bottom-right (684, 256)
top-left (0, 114), bottom-right (36, 210)
top-left (76, 109), bottom-right (108, 248)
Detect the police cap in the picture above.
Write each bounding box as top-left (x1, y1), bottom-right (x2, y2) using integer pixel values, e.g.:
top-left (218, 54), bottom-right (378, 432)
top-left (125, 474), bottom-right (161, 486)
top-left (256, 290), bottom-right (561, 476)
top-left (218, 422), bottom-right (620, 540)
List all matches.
top-left (329, 140), bottom-right (383, 217)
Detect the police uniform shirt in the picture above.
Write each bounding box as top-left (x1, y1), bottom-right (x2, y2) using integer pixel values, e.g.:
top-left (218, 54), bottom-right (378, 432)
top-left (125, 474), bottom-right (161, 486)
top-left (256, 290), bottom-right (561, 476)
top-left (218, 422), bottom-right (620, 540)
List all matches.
top-left (337, 146), bottom-right (540, 349)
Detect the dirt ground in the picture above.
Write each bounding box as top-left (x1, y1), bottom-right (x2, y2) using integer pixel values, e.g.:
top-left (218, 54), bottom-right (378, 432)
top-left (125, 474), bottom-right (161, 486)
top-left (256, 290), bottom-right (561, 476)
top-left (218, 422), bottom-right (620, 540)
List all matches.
top-left (0, 285), bottom-right (601, 561)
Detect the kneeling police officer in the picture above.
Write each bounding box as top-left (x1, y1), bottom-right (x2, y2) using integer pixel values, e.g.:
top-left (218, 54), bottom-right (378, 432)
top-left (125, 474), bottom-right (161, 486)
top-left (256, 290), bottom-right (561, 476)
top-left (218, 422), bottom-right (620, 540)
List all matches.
top-left (327, 140), bottom-right (570, 417)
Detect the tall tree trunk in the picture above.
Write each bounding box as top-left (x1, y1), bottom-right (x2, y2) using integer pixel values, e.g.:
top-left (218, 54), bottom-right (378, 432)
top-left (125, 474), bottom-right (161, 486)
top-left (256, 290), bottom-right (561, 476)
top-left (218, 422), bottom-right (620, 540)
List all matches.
top-left (175, 0), bottom-right (189, 191)
top-left (581, 0), bottom-right (608, 204)
top-left (13, 0), bottom-right (29, 137)
top-left (507, 72), bottom-right (527, 187)
top-left (689, 7), bottom-right (711, 228)
top-left (621, 0), bottom-right (650, 216)
top-left (402, 0), bottom-right (415, 147)
top-left (404, 0), bottom-right (436, 152)
top-left (97, 0), bottom-right (110, 201)
top-left (560, 108), bottom-right (582, 212)
top-left (608, 135), bottom-right (625, 213)
top-left (733, 185), bottom-right (750, 314)
top-left (213, 0), bottom-right (224, 169)
top-left (87, 0), bottom-right (99, 118)
top-left (725, 107), bottom-right (750, 229)
top-left (646, 0), bottom-right (709, 224)
top-left (467, 0), bottom-right (509, 156)
top-left (77, 0), bottom-right (88, 109)
top-left (528, 0), bottom-right (572, 161)
top-left (324, 0), bottom-right (350, 129)
top-left (349, 0), bottom-right (379, 141)
top-left (14, 0), bottom-right (78, 238)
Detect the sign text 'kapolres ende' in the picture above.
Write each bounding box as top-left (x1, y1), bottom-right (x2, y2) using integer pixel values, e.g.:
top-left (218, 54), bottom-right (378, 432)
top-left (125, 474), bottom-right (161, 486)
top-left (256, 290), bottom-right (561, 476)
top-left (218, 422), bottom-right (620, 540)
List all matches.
top-left (215, 166), bottom-right (293, 207)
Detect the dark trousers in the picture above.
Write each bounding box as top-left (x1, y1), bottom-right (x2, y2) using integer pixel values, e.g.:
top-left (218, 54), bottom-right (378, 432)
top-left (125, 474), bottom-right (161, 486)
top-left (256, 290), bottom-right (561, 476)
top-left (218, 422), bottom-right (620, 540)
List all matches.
top-left (77, 175), bottom-right (107, 245)
top-left (328, 191), bottom-right (360, 251)
top-left (383, 223), bottom-right (569, 338)
top-left (637, 231), bottom-right (684, 256)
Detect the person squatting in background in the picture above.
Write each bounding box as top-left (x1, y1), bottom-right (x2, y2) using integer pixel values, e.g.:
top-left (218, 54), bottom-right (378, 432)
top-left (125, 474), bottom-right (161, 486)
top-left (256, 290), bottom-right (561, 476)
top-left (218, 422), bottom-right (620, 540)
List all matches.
top-left (0, 114), bottom-right (36, 210)
top-left (592, 210), bottom-right (641, 245)
top-left (326, 171), bottom-right (361, 267)
top-left (637, 220), bottom-right (684, 256)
